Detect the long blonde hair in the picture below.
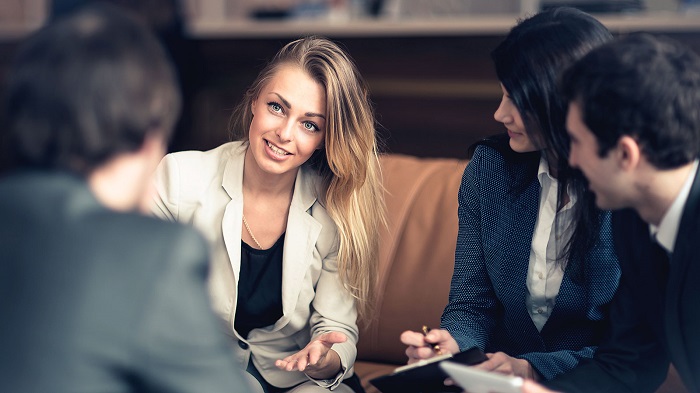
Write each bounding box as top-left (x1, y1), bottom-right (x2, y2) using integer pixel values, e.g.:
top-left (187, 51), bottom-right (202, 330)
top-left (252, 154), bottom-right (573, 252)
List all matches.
top-left (229, 36), bottom-right (385, 321)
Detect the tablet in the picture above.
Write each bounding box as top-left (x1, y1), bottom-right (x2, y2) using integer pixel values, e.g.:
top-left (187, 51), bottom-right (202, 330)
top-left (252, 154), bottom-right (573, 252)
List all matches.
top-left (439, 361), bottom-right (524, 393)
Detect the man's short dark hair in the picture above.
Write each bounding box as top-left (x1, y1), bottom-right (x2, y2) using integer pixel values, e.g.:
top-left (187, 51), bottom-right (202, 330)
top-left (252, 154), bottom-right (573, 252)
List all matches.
top-left (3, 3), bottom-right (181, 175)
top-left (561, 33), bottom-right (700, 169)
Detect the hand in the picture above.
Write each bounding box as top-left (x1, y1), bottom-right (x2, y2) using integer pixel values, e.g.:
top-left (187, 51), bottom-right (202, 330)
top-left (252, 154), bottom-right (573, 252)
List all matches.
top-left (522, 380), bottom-right (560, 393)
top-left (474, 352), bottom-right (537, 379)
top-left (275, 331), bottom-right (346, 379)
top-left (400, 328), bottom-right (460, 364)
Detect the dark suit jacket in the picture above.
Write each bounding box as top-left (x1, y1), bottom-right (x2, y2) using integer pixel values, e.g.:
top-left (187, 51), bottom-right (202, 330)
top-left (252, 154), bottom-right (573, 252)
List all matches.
top-left (441, 144), bottom-right (620, 380)
top-left (547, 168), bottom-right (700, 392)
top-left (0, 172), bottom-right (250, 392)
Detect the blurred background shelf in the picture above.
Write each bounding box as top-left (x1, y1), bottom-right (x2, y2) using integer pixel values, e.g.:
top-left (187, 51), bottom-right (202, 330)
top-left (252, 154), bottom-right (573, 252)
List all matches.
top-left (187, 12), bottom-right (700, 38)
top-left (1, 1), bottom-right (699, 160)
top-left (4, 10), bottom-right (700, 39)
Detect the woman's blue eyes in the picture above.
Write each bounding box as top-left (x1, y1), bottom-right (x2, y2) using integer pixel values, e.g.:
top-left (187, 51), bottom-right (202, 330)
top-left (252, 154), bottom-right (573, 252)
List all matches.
top-left (303, 121), bottom-right (320, 132)
top-left (267, 101), bottom-right (321, 132)
top-left (268, 102), bottom-right (283, 113)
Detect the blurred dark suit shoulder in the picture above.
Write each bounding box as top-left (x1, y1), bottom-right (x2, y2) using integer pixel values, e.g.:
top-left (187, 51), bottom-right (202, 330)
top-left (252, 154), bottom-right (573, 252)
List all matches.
top-left (0, 172), bottom-right (248, 392)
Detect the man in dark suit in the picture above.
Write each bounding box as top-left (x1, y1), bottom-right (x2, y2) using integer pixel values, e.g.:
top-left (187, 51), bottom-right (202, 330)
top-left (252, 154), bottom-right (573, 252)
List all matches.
top-left (0, 5), bottom-right (252, 392)
top-left (527, 34), bottom-right (700, 393)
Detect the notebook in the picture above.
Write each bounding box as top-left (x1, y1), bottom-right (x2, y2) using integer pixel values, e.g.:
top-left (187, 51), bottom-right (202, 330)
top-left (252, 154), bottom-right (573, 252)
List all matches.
top-left (369, 347), bottom-right (487, 393)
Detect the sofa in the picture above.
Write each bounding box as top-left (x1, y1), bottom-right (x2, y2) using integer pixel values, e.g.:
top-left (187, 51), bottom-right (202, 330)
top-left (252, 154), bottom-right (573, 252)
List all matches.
top-left (353, 154), bottom-right (687, 393)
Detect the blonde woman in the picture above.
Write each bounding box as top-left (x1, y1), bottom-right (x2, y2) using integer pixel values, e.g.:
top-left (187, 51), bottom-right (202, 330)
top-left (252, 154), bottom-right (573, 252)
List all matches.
top-left (152, 36), bottom-right (384, 393)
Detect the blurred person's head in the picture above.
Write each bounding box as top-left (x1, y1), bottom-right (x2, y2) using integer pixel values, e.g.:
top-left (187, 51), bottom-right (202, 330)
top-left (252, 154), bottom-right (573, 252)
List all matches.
top-left (562, 34), bottom-right (700, 211)
top-left (3, 3), bottom-right (181, 210)
top-left (492, 7), bottom-right (612, 159)
top-left (5, 3), bottom-right (180, 175)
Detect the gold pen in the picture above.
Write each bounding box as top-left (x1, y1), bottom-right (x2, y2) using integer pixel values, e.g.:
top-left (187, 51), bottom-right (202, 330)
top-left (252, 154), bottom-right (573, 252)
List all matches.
top-left (421, 325), bottom-right (442, 354)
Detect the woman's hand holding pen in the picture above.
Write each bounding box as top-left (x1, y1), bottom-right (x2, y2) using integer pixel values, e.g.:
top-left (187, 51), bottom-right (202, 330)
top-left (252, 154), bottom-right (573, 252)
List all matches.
top-left (400, 327), bottom-right (460, 364)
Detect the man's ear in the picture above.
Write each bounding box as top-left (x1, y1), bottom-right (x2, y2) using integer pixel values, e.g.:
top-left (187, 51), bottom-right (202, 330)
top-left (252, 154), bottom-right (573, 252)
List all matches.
top-left (616, 135), bottom-right (641, 172)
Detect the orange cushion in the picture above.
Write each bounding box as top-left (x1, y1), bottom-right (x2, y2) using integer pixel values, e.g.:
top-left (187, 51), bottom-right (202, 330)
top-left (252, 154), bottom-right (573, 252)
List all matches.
top-left (357, 154), bottom-right (468, 364)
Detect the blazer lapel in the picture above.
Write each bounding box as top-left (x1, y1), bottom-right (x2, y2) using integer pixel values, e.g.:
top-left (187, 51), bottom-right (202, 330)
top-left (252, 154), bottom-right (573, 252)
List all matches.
top-left (664, 168), bottom-right (700, 390)
top-left (280, 166), bottom-right (322, 321)
top-left (509, 178), bottom-right (542, 337)
top-left (219, 148), bottom-right (323, 331)
top-left (546, 268), bottom-right (578, 325)
top-left (221, 146), bottom-right (245, 282)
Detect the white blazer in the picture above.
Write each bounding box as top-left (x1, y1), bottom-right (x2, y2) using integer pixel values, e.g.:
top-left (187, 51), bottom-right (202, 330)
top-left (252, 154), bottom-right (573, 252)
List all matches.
top-left (152, 142), bottom-right (358, 389)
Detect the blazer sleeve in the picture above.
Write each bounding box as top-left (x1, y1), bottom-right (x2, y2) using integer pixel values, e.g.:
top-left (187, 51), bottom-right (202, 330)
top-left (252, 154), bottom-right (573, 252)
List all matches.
top-left (130, 228), bottom-right (252, 393)
top-left (440, 147), bottom-right (499, 351)
top-left (307, 227), bottom-right (359, 389)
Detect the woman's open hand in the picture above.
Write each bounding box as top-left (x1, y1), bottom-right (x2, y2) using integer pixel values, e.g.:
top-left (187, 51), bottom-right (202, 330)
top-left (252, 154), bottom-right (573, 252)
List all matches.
top-left (275, 331), bottom-right (346, 379)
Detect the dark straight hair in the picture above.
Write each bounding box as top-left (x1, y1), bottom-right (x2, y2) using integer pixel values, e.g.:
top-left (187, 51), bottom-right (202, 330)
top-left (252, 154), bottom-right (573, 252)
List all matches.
top-left (486, 7), bottom-right (613, 283)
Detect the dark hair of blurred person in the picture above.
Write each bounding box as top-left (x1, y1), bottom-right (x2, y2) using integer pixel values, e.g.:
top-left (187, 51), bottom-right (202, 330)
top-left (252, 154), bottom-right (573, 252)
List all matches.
top-left (5, 2), bottom-right (180, 176)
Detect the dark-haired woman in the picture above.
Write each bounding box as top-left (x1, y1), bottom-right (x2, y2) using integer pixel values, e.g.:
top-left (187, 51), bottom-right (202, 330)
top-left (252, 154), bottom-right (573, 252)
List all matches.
top-left (401, 8), bottom-right (620, 381)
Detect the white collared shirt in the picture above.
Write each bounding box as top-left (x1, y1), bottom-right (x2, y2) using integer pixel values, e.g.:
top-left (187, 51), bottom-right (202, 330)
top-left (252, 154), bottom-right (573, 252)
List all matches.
top-left (526, 156), bottom-right (576, 332)
top-left (650, 160), bottom-right (699, 254)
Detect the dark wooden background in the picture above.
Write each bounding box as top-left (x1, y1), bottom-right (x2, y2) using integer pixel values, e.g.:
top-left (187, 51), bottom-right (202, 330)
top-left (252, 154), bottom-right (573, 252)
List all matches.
top-left (1, 30), bottom-right (699, 167)
top-left (181, 35), bottom-right (505, 159)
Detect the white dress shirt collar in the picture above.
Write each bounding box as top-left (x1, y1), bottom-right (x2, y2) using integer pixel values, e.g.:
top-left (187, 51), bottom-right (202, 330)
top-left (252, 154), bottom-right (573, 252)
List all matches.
top-left (537, 156), bottom-right (577, 208)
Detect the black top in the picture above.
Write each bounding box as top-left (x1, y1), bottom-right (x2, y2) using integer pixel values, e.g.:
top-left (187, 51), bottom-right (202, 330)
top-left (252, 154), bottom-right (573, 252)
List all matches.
top-left (235, 234), bottom-right (285, 338)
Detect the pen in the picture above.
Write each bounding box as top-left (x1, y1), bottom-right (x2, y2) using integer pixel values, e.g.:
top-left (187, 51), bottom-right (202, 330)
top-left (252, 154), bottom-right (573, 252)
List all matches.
top-left (421, 325), bottom-right (442, 354)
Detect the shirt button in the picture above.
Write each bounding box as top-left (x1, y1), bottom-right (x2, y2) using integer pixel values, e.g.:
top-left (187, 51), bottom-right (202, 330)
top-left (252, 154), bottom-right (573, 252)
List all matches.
top-left (238, 340), bottom-right (249, 350)
top-left (537, 308), bottom-right (544, 314)
top-left (538, 272), bottom-right (544, 280)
